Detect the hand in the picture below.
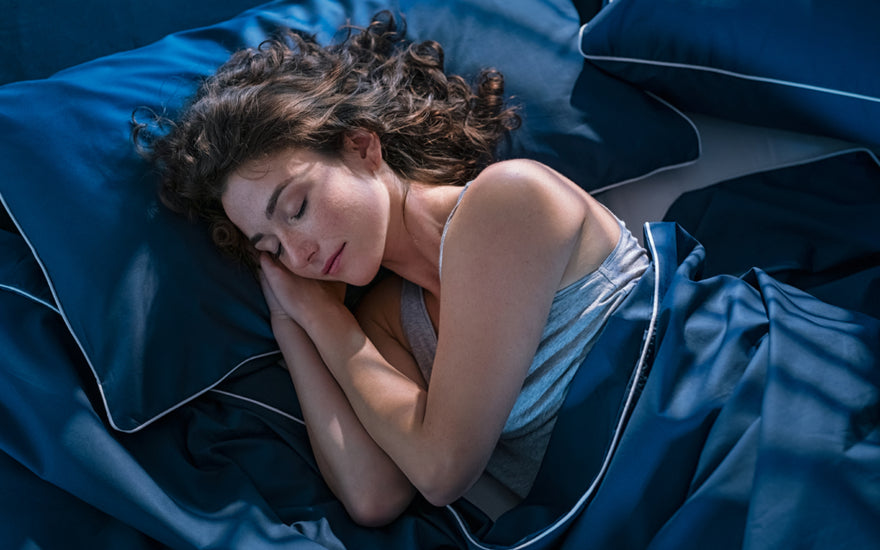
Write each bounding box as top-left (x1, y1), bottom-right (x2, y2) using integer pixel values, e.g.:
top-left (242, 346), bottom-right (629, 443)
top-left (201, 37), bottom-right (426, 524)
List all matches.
top-left (259, 254), bottom-right (346, 326)
top-left (258, 269), bottom-right (290, 322)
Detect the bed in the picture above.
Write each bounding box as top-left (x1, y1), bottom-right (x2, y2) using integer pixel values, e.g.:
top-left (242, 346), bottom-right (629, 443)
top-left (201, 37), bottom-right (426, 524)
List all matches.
top-left (1, 0), bottom-right (878, 548)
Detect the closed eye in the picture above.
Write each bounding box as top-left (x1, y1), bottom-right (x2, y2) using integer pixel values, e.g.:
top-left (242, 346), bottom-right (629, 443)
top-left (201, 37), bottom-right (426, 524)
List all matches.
top-left (259, 197), bottom-right (305, 261)
top-left (292, 198), bottom-right (308, 220)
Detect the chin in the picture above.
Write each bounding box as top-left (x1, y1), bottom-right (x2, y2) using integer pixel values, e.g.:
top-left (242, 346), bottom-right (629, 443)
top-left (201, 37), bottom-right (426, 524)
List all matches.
top-left (347, 265), bottom-right (382, 288)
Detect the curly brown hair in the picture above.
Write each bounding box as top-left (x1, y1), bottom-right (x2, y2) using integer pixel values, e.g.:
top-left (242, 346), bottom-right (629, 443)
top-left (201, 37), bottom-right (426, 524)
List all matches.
top-left (133, 11), bottom-right (520, 266)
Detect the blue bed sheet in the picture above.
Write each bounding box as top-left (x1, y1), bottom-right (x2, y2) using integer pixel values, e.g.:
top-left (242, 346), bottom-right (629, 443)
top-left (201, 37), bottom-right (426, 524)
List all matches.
top-left (2, 218), bottom-right (878, 549)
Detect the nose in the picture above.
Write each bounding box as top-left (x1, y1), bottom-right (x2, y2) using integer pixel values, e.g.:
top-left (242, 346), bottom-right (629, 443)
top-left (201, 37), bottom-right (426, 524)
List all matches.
top-left (279, 232), bottom-right (318, 271)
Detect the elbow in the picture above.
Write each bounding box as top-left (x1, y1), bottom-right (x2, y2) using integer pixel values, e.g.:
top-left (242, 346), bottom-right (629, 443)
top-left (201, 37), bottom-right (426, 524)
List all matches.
top-left (421, 485), bottom-right (464, 509)
top-left (413, 452), bottom-right (482, 508)
top-left (342, 482), bottom-right (416, 528)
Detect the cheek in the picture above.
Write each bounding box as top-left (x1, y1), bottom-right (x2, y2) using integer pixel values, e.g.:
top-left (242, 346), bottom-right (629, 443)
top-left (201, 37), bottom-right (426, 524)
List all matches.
top-left (363, 185), bottom-right (391, 228)
top-left (321, 179), bottom-right (389, 241)
top-left (333, 188), bottom-right (383, 230)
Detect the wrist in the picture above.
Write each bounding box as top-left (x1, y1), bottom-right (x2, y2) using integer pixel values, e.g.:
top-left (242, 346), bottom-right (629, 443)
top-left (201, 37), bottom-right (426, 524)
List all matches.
top-left (298, 299), bottom-right (359, 351)
top-left (269, 310), bottom-right (298, 330)
top-left (292, 297), bottom-right (341, 335)
top-left (269, 309), bottom-right (292, 322)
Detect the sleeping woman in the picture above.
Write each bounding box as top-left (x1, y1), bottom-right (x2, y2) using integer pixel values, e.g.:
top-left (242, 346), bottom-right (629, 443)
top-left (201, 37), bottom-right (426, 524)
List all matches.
top-left (135, 13), bottom-right (648, 526)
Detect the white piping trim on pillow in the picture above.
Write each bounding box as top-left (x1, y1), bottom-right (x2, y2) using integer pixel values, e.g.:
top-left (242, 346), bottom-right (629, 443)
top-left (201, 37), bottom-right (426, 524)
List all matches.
top-left (2, 190), bottom-right (283, 434)
top-left (579, 54), bottom-right (880, 106)
top-left (444, 222), bottom-right (663, 550)
top-left (0, 193), bottom-right (61, 314)
top-left (578, 21), bottom-right (880, 106)
top-left (123, 349), bottom-right (283, 433)
top-left (0, 283), bottom-right (60, 314)
top-left (589, 91), bottom-right (703, 196)
top-left (211, 388), bottom-right (305, 426)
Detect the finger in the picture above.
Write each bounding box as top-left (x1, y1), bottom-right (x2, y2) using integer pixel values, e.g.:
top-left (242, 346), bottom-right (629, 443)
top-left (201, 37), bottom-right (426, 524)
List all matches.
top-left (257, 264), bottom-right (279, 299)
top-left (259, 254), bottom-right (286, 286)
top-left (258, 270), bottom-right (272, 295)
top-left (259, 253), bottom-right (277, 274)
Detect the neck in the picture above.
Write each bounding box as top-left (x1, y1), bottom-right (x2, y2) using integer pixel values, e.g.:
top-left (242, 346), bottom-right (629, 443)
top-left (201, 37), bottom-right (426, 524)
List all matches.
top-left (381, 182), bottom-right (461, 296)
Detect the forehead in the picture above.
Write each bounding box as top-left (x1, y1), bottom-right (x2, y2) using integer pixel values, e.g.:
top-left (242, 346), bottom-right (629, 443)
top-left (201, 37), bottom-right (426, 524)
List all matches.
top-left (228, 149), bottom-right (290, 188)
top-left (223, 146), bottom-right (297, 200)
top-left (222, 167), bottom-right (273, 216)
top-left (220, 156), bottom-right (285, 232)
top-left (224, 145), bottom-right (329, 190)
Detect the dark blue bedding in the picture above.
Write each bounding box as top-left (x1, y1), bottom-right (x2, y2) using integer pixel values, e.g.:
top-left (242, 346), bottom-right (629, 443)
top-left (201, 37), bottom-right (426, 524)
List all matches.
top-left (664, 150), bottom-right (880, 320)
top-left (2, 1), bottom-right (880, 547)
top-left (0, 0), bottom-right (262, 85)
top-left (2, 219), bottom-right (878, 549)
top-left (578, 0), bottom-right (880, 149)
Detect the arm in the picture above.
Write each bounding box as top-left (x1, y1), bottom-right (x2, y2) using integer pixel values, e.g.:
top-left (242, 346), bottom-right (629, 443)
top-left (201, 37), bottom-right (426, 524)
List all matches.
top-left (260, 275), bottom-right (416, 526)
top-left (264, 160), bottom-right (602, 506)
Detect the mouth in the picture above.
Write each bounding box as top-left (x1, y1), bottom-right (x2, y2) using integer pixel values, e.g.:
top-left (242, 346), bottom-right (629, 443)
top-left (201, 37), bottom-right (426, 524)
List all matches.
top-left (322, 243), bottom-right (345, 276)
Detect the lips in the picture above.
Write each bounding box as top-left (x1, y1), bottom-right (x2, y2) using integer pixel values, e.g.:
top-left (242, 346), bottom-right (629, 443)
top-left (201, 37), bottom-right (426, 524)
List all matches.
top-left (322, 243), bottom-right (345, 276)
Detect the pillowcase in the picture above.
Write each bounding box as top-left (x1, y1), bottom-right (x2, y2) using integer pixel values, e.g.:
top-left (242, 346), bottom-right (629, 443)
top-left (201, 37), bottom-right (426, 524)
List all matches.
top-left (0, 231), bottom-right (57, 314)
top-left (0, 0), bottom-right (698, 431)
top-left (0, 0), bottom-right (262, 85)
top-left (579, 0), bottom-right (880, 147)
top-left (399, 0), bottom-right (699, 191)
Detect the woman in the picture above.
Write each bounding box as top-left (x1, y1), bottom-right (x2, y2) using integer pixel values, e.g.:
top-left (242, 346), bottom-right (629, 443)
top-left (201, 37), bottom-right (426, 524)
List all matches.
top-left (136, 13), bottom-right (648, 526)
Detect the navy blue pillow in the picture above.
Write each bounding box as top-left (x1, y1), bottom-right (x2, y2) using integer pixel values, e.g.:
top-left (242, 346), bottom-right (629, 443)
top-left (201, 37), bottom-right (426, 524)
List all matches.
top-left (0, 0), bottom-right (263, 85)
top-left (0, 231), bottom-right (57, 314)
top-left (579, 0), bottom-right (880, 147)
top-left (0, 0), bottom-right (697, 432)
top-left (400, 0), bottom-right (698, 190)
top-left (0, 0), bottom-right (373, 432)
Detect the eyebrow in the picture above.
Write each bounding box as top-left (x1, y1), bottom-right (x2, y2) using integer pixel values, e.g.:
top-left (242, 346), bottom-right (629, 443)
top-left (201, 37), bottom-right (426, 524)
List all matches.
top-left (248, 178), bottom-right (292, 246)
top-left (265, 179), bottom-right (291, 220)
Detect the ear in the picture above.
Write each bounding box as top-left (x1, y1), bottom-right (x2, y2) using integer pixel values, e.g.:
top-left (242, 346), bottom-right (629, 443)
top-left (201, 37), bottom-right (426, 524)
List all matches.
top-left (343, 129), bottom-right (382, 171)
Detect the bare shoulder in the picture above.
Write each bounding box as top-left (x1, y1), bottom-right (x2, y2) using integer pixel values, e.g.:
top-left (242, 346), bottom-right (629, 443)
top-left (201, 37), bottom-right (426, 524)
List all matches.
top-left (472, 158), bottom-right (574, 196)
top-left (455, 159), bottom-right (589, 244)
top-left (451, 159), bottom-right (621, 289)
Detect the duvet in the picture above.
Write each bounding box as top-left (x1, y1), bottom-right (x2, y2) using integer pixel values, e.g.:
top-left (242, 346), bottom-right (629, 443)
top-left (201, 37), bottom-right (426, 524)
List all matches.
top-left (1, 222), bottom-right (877, 549)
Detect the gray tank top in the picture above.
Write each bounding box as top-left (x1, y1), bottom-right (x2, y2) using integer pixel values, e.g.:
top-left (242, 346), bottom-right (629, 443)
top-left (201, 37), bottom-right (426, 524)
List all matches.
top-left (400, 184), bottom-right (649, 499)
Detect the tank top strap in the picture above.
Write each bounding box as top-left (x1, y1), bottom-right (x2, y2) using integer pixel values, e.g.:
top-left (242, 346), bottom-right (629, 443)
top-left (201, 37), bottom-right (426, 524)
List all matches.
top-left (438, 181), bottom-right (472, 279)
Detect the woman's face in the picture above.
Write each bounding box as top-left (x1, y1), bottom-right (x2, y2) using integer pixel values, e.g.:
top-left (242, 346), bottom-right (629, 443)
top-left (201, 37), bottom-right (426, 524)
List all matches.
top-left (221, 143), bottom-right (390, 286)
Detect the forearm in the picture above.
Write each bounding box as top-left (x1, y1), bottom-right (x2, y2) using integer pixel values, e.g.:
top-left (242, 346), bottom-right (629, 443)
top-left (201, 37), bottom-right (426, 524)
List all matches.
top-left (298, 302), bottom-right (474, 503)
top-left (270, 315), bottom-right (415, 521)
